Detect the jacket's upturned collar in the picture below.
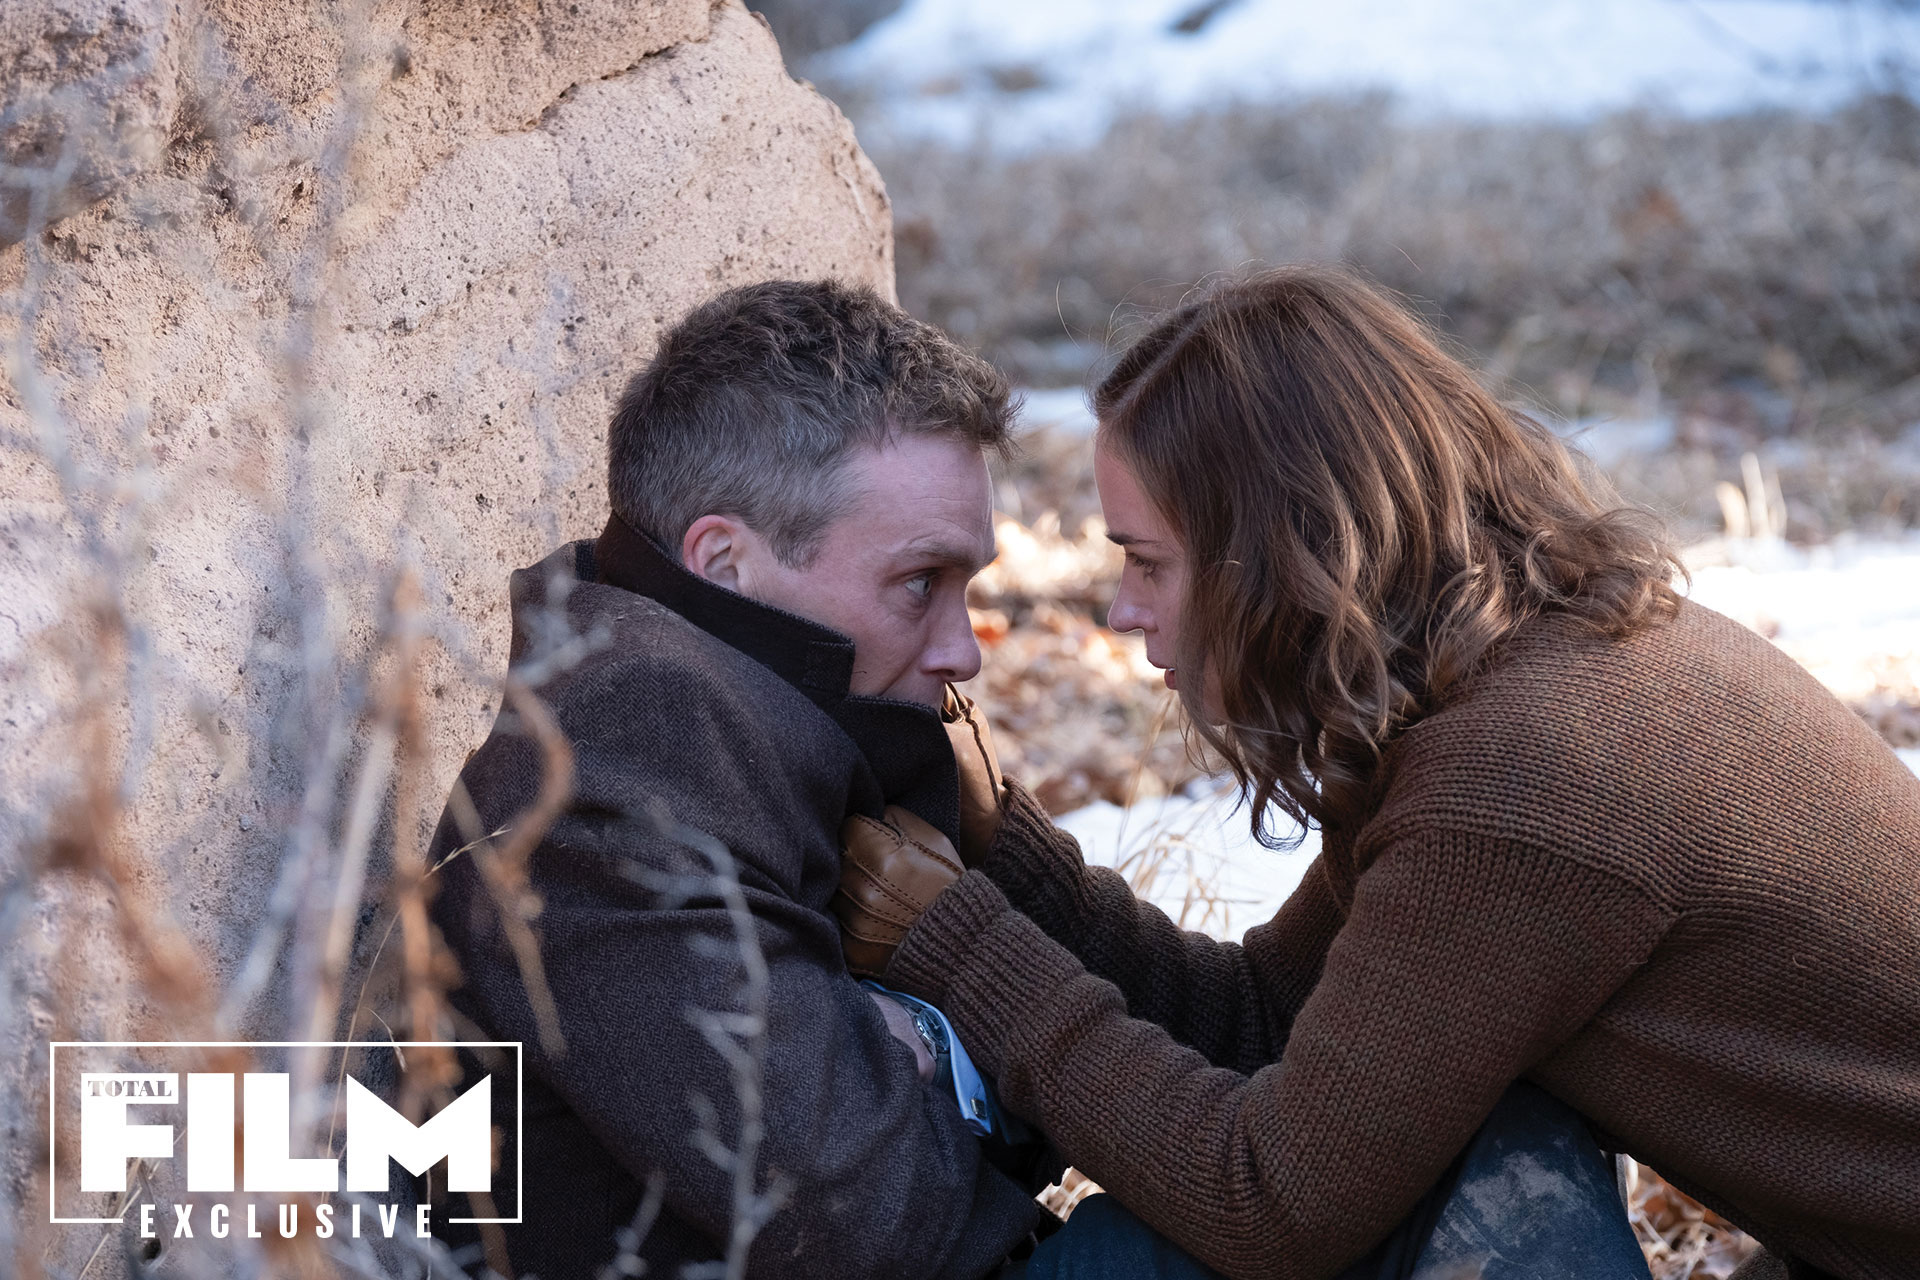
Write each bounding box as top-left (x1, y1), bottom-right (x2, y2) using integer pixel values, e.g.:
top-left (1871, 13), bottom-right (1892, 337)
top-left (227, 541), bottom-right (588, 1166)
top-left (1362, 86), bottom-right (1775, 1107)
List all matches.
top-left (594, 512), bottom-right (858, 710)
top-left (590, 513), bottom-right (961, 838)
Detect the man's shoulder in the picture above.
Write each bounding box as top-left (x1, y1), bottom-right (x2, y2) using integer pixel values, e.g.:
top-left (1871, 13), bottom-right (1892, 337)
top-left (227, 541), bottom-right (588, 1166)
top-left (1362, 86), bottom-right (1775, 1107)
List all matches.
top-left (1365, 597), bottom-right (1904, 880)
top-left (508, 558), bottom-right (820, 742)
top-left (451, 559), bottom-right (873, 882)
top-left (556, 578), bottom-right (791, 713)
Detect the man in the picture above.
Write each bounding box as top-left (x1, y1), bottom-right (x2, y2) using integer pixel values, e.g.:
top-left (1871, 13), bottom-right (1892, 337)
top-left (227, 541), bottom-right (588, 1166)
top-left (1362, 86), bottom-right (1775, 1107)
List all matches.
top-left (426, 280), bottom-right (1050, 1278)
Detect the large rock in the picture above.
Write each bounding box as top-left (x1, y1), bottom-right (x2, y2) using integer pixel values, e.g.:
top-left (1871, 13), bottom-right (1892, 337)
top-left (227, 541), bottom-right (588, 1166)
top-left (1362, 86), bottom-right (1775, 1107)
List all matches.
top-left (0, 0), bottom-right (891, 1269)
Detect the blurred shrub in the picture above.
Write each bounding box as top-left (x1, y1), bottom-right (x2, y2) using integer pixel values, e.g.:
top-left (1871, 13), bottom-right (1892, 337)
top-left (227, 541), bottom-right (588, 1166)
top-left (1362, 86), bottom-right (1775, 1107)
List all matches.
top-left (865, 92), bottom-right (1920, 436)
top-left (752, 0), bottom-right (902, 59)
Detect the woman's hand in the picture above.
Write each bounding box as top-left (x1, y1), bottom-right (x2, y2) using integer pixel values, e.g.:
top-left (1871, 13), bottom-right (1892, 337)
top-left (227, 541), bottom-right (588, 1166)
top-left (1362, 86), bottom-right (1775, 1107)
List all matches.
top-left (834, 805), bottom-right (965, 976)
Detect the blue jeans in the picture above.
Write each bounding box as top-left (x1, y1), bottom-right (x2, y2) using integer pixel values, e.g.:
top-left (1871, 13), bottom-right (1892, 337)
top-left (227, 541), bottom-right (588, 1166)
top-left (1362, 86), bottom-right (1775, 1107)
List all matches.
top-left (1012, 1083), bottom-right (1650, 1280)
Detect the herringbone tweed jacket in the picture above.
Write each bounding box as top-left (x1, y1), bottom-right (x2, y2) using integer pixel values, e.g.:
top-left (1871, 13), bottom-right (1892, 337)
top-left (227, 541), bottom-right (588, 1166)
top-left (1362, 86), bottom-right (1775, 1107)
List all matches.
top-left (427, 516), bottom-right (1044, 1279)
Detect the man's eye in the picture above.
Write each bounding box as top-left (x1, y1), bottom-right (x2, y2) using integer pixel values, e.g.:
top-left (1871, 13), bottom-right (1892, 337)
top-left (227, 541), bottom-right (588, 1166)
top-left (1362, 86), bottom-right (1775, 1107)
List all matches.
top-left (906, 572), bottom-right (935, 599)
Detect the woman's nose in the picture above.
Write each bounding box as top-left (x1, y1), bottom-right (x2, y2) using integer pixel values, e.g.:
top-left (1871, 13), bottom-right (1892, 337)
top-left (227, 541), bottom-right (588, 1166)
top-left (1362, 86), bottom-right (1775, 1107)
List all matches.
top-left (1107, 588), bottom-right (1150, 636)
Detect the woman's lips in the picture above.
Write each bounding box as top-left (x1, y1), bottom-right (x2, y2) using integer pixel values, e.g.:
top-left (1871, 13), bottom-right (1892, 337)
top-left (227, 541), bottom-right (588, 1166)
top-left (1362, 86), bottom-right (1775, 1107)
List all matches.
top-left (1163, 667), bottom-right (1178, 690)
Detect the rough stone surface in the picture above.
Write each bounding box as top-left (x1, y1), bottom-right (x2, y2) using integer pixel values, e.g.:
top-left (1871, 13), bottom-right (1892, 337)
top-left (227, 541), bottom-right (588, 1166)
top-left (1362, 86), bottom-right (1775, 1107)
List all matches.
top-left (0, 0), bottom-right (892, 1266)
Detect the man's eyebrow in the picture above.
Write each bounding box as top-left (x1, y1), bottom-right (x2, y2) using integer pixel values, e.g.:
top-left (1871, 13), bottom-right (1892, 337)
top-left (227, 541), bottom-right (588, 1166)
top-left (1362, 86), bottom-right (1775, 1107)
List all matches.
top-left (899, 535), bottom-right (997, 571)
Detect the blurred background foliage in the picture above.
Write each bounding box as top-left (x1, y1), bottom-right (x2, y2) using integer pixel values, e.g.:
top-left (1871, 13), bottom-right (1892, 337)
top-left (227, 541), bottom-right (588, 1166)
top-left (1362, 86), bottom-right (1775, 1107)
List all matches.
top-left (778, 0), bottom-right (1920, 543)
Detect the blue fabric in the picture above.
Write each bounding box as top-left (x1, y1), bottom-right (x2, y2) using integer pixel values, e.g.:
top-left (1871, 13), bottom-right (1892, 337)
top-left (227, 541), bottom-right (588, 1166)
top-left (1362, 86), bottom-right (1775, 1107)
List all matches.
top-left (1400, 1083), bottom-right (1651, 1280)
top-left (1015, 1193), bottom-right (1224, 1280)
top-left (862, 981), bottom-right (1004, 1139)
top-left (1014, 1083), bottom-right (1650, 1280)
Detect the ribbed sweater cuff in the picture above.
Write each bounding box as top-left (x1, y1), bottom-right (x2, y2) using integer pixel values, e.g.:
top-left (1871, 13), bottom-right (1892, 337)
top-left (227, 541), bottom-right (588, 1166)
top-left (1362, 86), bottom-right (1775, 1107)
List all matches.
top-left (885, 869), bottom-right (1088, 1084)
top-left (977, 778), bottom-right (1087, 927)
top-left (884, 870), bottom-right (1011, 1010)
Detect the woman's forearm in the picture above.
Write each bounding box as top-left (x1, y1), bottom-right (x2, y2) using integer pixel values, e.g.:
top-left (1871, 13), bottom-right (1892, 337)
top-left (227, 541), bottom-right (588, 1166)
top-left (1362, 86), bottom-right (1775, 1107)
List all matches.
top-left (977, 780), bottom-right (1312, 1071)
top-left (886, 836), bottom-right (1672, 1280)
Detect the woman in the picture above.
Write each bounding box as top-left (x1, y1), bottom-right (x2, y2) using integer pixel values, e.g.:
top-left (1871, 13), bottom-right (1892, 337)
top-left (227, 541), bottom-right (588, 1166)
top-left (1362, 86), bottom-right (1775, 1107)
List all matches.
top-left (837, 267), bottom-right (1920, 1280)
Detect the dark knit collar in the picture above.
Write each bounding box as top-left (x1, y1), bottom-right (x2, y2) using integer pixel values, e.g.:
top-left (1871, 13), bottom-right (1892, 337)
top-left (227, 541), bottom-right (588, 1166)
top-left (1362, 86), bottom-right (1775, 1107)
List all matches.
top-left (593, 512), bottom-right (859, 714)
top-left (590, 513), bottom-right (961, 839)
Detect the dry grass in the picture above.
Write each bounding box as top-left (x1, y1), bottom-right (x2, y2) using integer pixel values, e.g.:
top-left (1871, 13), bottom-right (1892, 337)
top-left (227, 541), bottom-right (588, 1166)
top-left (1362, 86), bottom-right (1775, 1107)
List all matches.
top-left (846, 86), bottom-right (1920, 548)
top-left (1604, 428), bottom-right (1920, 546)
top-left (840, 86), bottom-right (1920, 553)
top-left (854, 90), bottom-right (1920, 431)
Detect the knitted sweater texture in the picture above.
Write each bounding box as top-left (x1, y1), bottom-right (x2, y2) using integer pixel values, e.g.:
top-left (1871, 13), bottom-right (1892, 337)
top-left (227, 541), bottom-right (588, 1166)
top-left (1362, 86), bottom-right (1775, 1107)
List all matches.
top-left (884, 600), bottom-right (1920, 1280)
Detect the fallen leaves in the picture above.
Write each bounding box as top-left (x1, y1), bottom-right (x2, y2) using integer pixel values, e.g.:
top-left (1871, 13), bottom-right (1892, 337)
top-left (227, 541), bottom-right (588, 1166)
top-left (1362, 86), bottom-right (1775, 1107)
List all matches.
top-left (1628, 1160), bottom-right (1761, 1280)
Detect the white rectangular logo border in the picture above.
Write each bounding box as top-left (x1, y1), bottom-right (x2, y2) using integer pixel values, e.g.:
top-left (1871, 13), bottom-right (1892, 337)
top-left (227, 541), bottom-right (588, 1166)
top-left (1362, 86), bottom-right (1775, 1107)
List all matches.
top-left (48, 1040), bottom-right (523, 1226)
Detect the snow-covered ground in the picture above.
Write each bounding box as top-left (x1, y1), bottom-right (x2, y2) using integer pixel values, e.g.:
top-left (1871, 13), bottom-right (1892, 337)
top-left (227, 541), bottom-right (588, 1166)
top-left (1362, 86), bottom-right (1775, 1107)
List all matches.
top-left (1685, 534), bottom-right (1920, 706)
top-left (1058, 534), bottom-right (1920, 942)
top-left (1015, 387), bottom-right (1096, 435)
top-left (826, 0), bottom-right (1920, 148)
top-left (1057, 779), bottom-right (1318, 943)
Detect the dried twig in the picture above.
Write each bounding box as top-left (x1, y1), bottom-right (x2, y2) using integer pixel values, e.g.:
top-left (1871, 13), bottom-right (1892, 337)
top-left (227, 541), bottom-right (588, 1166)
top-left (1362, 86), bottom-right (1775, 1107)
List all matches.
top-left (622, 811), bottom-right (792, 1280)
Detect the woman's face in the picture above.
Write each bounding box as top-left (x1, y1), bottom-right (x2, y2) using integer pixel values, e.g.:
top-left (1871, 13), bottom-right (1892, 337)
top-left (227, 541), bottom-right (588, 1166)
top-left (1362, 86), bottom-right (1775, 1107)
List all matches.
top-left (1095, 441), bottom-right (1189, 692)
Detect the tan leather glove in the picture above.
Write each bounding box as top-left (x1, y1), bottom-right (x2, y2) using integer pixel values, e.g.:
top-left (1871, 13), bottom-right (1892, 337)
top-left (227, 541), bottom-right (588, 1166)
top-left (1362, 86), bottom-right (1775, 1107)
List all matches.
top-left (942, 685), bottom-right (1006, 868)
top-left (834, 805), bottom-right (965, 977)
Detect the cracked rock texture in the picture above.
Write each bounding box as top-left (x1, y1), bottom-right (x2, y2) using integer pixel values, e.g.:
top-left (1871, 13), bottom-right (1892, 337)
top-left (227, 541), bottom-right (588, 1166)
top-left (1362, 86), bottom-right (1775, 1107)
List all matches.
top-left (0, 0), bottom-right (892, 1263)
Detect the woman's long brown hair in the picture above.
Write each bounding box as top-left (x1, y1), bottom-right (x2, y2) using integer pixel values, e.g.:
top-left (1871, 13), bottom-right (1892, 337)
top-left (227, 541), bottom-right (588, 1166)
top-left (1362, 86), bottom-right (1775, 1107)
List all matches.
top-left (1096, 266), bottom-right (1681, 845)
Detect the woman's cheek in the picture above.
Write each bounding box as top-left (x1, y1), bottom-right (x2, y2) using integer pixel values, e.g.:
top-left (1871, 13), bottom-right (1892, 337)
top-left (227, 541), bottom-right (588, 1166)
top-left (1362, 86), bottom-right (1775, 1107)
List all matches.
top-left (1157, 574), bottom-right (1187, 652)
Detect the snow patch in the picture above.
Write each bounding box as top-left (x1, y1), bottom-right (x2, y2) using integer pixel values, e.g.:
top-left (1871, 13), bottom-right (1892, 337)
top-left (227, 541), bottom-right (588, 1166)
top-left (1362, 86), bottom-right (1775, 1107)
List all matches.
top-left (1056, 779), bottom-right (1317, 943)
top-left (1683, 535), bottom-right (1920, 704)
top-left (1016, 386), bottom-right (1096, 435)
top-left (825, 0), bottom-right (1920, 149)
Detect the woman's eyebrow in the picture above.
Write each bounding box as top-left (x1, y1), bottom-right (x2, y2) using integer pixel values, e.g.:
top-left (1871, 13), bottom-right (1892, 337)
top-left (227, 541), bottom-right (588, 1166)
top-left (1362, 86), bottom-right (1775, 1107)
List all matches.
top-left (1106, 530), bottom-right (1162, 549)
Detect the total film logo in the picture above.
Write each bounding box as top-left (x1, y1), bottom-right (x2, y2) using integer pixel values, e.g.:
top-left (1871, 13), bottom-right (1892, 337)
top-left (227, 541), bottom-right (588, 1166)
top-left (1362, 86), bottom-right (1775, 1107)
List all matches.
top-left (50, 1041), bottom-right (521, 1243)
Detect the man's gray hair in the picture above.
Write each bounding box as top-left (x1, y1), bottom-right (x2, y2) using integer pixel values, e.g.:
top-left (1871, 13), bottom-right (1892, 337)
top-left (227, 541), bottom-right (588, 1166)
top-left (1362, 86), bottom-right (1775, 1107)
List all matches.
top-left (607, 279), bottom-right (1015, 566)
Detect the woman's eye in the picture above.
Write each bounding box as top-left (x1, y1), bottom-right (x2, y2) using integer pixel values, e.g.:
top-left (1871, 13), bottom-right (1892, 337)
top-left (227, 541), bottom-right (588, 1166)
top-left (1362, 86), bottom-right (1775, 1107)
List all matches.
top-left (1127, 553), bottom-right (1157, 580)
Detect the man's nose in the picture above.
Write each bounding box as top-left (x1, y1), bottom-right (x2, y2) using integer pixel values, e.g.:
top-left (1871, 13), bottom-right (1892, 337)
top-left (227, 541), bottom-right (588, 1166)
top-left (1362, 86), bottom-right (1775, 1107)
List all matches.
top-left (924, 596), bottom-right (983, 684)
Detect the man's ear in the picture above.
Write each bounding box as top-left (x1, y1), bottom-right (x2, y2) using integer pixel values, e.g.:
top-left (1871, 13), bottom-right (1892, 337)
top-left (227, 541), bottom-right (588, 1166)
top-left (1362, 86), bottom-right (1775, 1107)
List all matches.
top-left (681, 514), bottom-right (750, 590)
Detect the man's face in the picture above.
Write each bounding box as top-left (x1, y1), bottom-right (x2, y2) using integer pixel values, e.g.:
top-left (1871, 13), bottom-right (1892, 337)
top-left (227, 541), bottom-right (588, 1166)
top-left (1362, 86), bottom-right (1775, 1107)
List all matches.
top-left (681, 434), bottom-right (996, 706)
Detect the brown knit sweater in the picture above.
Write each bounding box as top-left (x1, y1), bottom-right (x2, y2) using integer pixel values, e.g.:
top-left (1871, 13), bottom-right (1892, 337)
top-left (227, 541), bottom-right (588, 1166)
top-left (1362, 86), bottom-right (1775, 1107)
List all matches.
top-left (884, 599), bottom-right (1920, 1280)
